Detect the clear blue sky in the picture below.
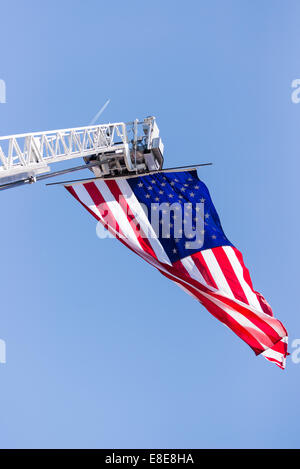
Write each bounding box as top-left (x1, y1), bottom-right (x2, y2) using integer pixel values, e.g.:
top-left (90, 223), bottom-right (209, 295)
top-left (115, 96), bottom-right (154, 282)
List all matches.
top-left (0, 0), bottom-right (299, 449)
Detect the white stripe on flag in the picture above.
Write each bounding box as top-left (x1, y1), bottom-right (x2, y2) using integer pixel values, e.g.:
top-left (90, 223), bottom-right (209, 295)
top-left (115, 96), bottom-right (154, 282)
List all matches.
top-left (181, 256), bottom-right (208, 286)
top-left (72, 184), bottom-right (121, 237)
top-left (149, 257), bottom-right (273, 351)
top-left (198, 289), bottom-right (272, 351)
top-left (116, 179), bottom-right (172, 265)
top-left (201, 249), bottom-right (235, 299)
top-left (94, 180), bottom-right (142, 251)
top-left (72, 185), bottom-right (104, 221)
top-left (72, 185), bottom-right (100, 219)
top-left (222, 246), bottom-right (264, 312)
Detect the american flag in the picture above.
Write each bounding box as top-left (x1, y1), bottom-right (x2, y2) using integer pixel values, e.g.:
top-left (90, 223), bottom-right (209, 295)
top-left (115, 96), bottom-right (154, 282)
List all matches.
top-left (65, 169), bottom-right (288, 369)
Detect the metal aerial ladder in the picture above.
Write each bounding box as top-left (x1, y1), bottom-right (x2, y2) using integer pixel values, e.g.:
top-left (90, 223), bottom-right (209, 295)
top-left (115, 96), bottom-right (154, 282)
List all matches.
top-left (0, 116), bottom-right (164, 190)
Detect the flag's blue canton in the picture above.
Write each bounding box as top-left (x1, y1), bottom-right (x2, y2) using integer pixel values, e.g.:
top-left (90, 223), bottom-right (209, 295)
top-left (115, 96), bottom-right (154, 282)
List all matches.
top-left (127, 170), bottom-right (232, 263)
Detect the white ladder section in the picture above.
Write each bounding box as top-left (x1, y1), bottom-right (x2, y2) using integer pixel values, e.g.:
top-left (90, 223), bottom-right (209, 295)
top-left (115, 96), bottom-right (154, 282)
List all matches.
top-left (0, 117), bottom-right (163, 185)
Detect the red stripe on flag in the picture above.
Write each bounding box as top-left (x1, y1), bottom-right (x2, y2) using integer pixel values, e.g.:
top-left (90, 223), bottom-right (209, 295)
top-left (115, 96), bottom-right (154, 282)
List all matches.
top-left (213, 246), bottom-right (249, 304)
top-left (191, 252), bottom-right (218, 288)
top-left (158, 267), bottom-right (265, 355)
top-left (84, 182), bottom-right (122, 236)
top-left (66, 185), bottom-right (101, 223)
top-left (171, 256), bottom-right (284, 346)
top-left (104, 179), bottom-right (159, 260)
top-left (232, 247), bottom-right (274, 317)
